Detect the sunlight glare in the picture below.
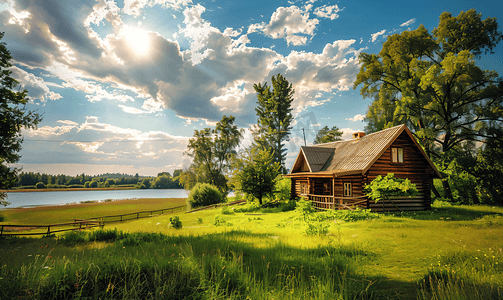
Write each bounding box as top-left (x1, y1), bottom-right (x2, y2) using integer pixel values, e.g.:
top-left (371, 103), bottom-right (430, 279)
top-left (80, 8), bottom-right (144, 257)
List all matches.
top-left (123, 26), bottom-right (150, 56)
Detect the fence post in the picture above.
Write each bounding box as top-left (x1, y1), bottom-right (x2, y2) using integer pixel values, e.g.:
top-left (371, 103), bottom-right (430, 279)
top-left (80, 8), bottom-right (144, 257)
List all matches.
top-left (79, 222), bottom-right (82, 230)
top-left (120, 215), bottom-right (123, 222)
top-left (137, 213), bottom-right (139, 219)
top-left (47, 225), bottom-right (51, 236)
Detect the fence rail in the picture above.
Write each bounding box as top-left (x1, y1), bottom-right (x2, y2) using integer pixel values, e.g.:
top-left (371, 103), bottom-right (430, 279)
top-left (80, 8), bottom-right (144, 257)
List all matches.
top-left (76, 205), bottom-right (188, 224)
top-left (0, 220), bottom-right (101, 237)
top-left (1, 200), bottom-right (246, 237)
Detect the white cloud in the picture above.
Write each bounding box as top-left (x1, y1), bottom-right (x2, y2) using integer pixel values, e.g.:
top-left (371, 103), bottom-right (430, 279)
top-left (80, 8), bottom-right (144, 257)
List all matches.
top-left (118, 105), bottom-right (150, 114)
top-left (258, 6), bottom-right (319, 46)
top-left (340, 127), bottom-right (362, 140)
top-left (313, 4), bottom-right (342, 20)
top-left (400, 18), bottom-right (415, 27)
top-left (370, 29), bottom-right (386, 42)
top-left (346, 114), bottom-right (365, 122)
top-left (9, 66), bottom-right (62, 102)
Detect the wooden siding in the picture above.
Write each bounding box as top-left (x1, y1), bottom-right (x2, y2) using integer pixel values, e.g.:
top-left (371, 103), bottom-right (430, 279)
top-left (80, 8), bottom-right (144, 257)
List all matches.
top-left (365, 131), bottom-right (433, 211)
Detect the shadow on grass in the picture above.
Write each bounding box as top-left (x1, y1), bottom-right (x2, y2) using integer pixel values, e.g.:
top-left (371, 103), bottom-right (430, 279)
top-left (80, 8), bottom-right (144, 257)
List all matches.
top-left (389, 206), bottom-right (503, 222)
top-left (0, 230), bottom-right (440, 300)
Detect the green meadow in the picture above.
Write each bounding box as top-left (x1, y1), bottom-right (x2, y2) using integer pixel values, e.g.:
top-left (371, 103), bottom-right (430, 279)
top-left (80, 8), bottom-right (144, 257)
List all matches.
top-left (1, 199), bottom-right (503, 299)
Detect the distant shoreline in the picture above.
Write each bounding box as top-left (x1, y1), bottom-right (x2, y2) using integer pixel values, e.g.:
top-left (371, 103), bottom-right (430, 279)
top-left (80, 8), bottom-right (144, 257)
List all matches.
top-left (0, 187), bottom-right (138, 193)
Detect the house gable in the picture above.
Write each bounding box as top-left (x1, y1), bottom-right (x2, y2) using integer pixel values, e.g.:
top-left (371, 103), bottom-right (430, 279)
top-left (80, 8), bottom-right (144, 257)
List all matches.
top-left (291, 147), bottom-right (335, 173)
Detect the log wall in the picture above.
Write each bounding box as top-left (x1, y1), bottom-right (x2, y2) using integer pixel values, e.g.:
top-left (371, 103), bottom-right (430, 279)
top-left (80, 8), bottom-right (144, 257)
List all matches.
top-left (365, 131), bottom-right (434, 211)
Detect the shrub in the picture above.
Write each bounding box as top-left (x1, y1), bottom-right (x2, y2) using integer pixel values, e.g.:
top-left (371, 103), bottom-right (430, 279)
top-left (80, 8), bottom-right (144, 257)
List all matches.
top-left (88, 228), bottom-right (122, 242)
top-left (90, 180), bottom-right (98, 188)
top-left (221, 205), bottom-right (234, 215)
top-left (84, 181), bottom-right (90, 188)
top-left (35, 182), bottom-right (46, 189)
top-left (169, 216), bottom-right (182, 229)
top-left (274, 176), bottom-right (291, 201)
top-left (305, 221), bottom-right (330, 235)
top-left (59, 230), bottom-right (87, 246)
top-left (187, 183), bottom-right (223, 209)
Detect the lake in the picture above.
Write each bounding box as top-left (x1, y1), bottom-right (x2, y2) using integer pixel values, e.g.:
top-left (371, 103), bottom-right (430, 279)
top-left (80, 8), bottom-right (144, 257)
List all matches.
top-left (3, 189), bottom-right (190, 208)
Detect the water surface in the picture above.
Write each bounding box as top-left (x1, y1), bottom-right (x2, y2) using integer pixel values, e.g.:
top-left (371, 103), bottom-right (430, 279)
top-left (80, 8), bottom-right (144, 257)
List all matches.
top-left (4, 189), bottom-right (189, 208)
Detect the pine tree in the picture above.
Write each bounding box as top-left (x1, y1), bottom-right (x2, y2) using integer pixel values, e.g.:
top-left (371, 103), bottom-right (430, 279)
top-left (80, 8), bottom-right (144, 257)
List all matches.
top-left (253, 74), bottom-right (294, 174)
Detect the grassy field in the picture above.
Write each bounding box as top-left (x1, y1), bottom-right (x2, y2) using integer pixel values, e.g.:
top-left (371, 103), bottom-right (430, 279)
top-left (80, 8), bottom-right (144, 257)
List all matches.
top-left (1, 200), bottom-right (502, 299)
top-left (0, 197), bottom-right (187, 225)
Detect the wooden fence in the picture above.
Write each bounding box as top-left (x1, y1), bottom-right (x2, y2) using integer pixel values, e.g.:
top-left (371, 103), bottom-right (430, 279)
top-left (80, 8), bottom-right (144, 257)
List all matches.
top-left (76, 205), bottom-right (187, 224)
top-left (0, 220), bottom-right (101, 237)
top-left (1, 200), bottom-right (246, 237)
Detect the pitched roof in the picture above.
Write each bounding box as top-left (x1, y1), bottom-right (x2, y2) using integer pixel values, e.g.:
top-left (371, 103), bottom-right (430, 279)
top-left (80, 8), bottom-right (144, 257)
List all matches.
top-left (300, 147), bottom-right (335, 172)
top-left (288, 124), bottom-right (441, 178)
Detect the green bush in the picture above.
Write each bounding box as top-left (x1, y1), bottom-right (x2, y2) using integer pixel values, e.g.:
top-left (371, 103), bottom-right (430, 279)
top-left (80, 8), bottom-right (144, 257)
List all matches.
top-left (274, 176), bottom-right (291, 201)
top-left (88, 228), bottom-right (123, 242)
top-left (84, 181), bottom-right (90, 188)
top-left (35, 182), bottom-right (46, 189)
top-left (169, 216), bottom-right (182, 229)
top-left (221, 205), bottom-right (235, 215)
top-left (187, 183), bottom-right (223, 209)
top-left (59, 230), bottom-right (87, 246)
top-left (90, 180), bottom-right (98, 188)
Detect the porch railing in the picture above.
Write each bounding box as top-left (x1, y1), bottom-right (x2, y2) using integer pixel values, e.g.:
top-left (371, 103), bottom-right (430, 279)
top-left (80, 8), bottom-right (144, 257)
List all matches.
top-left (305, 194), bottom-right (367, 210)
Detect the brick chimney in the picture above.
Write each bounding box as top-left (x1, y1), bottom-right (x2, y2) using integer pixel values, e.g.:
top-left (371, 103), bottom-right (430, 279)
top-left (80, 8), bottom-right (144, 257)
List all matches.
top-left (352, 132), bottom-right (365, 140)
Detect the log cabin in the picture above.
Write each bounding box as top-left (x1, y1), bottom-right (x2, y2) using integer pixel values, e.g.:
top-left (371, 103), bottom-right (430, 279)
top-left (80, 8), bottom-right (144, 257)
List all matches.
top-left (284, 124), bottom-right (441, 212)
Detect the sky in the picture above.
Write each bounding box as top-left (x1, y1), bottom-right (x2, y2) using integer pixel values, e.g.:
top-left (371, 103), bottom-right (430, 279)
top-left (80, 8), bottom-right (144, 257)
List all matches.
top-left (1, 0), bottom-right (502, 176)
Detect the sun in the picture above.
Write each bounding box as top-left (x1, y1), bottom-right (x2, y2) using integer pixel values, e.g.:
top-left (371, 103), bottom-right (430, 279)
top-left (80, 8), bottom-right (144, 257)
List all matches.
top-left (122, 26), bottom-right (150, 56)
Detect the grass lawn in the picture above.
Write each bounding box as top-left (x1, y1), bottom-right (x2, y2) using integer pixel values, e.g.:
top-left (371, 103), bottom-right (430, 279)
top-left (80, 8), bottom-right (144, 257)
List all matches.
top-left (1, 200), bottom-right (502, 299)
top-left (0, 197), bottom-right (187, 224)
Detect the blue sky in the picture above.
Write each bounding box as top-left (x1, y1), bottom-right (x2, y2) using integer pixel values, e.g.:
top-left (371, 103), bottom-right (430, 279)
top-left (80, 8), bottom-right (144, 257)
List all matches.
top-left (1, 0), bottom-right (502, 176)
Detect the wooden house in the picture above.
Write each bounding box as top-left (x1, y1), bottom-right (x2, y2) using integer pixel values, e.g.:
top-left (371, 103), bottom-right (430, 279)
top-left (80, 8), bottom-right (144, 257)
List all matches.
top-left (285, 124), bottom-right (441, 212)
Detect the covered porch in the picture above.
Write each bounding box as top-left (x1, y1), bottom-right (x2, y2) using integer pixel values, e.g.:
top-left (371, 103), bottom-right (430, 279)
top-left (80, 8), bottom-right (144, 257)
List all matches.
top-left (286, 170), bottom-right (369, 210)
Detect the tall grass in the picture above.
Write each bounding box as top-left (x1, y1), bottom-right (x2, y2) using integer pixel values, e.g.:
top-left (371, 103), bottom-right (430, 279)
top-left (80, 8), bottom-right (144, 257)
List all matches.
top-left (0, 229), bottom-right (376, 299)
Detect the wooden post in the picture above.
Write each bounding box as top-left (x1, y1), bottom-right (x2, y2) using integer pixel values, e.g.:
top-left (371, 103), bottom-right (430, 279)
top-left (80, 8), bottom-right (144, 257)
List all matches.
top-left (137, 213), bottom-right (139, 219)
top-left (47, 225), bottom-right (51, 235)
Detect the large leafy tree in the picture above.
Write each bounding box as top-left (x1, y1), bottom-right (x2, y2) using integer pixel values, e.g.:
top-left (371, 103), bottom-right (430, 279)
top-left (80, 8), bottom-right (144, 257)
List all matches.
top-left (254, 74), bottom-right (294, 174)
top-left (313, 125), bottom-right (343, 144)
top-left (185, 115), bottom-right (243, 195)
top-left (354, 10), bottom-right (503, 200)
top-left (1, 33), bottom-right (42, 206)
top-left (233, 147), bottom-right (281, 205)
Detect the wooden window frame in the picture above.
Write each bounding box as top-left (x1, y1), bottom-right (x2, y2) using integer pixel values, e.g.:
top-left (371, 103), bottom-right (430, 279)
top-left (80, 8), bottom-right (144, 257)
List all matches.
top-left (300, 182), bottom-right (309, 195)
top-left (343, 182), bottom-right (352, 197)
top-left (323, 181), bottom-right (331, 195)
top-left (391, 147), bottom-right (404, 164)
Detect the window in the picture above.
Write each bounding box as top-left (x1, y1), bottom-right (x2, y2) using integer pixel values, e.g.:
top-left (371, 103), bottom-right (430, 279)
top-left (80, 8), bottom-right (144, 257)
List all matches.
top-left (300, 182), bottom-right (309, 195)
top-left (391, 147), bottom-right (404, 163)
top-left (323, 182), bottom-right (331, 195)
top-left (343, 183), bottom-right (352, 197)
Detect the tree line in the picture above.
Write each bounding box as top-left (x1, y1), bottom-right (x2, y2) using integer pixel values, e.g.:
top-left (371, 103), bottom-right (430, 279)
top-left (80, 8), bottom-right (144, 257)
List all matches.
top-left (14, 171), bottom-right (183, 190)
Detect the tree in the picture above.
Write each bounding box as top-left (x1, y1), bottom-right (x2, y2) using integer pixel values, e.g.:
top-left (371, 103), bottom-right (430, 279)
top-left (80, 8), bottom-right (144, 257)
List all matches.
top-left (234, 147), bottom-right (281, 205)
top-left (354, 10), bottom-right (503, 200)
top-left (313, 125), bottom-right (343, 144)
top-left (0, 32), bottom-right (42, 206)
top-left (254, 74), bottom-right (294, 174)
top-left (185, 115), bottom-right (243, 195)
